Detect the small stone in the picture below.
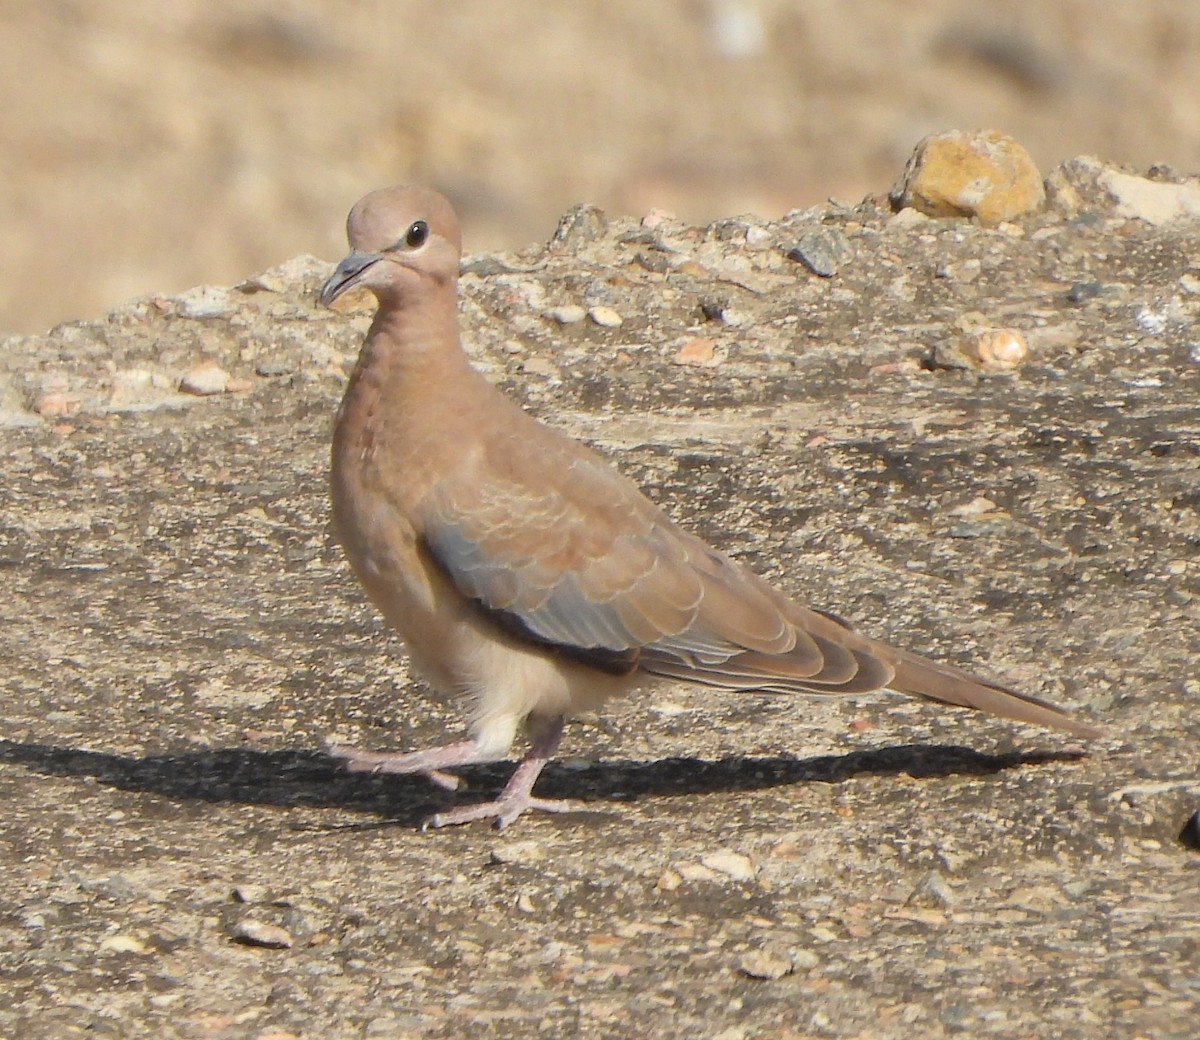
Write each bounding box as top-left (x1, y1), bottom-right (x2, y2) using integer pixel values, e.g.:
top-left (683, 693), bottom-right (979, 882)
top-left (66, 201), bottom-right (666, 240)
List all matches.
top-left (99, 934), bottom-right (149, 954)
top-left (886, 207), bottom-right (931, 231)
top-left (787, 226), bottom-right (853, 277)
top-left (656, 868), bottom-right (683, 892)
top-left (1048, 155), bottom-right (1200, 225)
top-left (544, 304), bottom-right (586, 325)
top-left (890, 129), bottom-right (1045, 224)
top-left (739, 949), bottom-right (793, 980)
top-left (1179, 273), bottom-right (1200, 295)
top-left (672, 337), bottom-right (722, 367)
top-left (965, 328), bottom-right (1028, 371)
top-left (588, 305), bottom-right (623, 328)
top-left (700, 850), bottom-right (756, 882)
top-left (489, 840), bottom-right (547, 865)
top-left (232, 919), bottom-right (294, 949)
top-left (1099, 168), bottom-right (1200, 226)
top-left (933, 324), bottom-right (1029, 372)
top-left (744, 225), bottom-right (773, 250)
top-left (232, 884), bottom-right (270, 904)
top-left (550, 204), bottom-right (608, 251)
top-left (180, 361), bottom-right (230, 396)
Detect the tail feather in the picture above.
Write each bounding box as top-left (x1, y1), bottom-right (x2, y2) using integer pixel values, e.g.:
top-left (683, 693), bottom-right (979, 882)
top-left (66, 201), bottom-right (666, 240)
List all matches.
top-left (890, 651), bottom-right (1101, 738)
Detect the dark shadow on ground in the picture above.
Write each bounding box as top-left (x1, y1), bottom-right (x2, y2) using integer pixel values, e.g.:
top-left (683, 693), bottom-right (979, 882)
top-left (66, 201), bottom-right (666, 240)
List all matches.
top-left (0, 737), bottom-right (1089, 829)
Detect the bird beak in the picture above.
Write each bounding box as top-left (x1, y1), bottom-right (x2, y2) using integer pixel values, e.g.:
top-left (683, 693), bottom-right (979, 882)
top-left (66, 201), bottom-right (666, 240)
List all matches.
top-left (320, 250), bottom-right (383, 307)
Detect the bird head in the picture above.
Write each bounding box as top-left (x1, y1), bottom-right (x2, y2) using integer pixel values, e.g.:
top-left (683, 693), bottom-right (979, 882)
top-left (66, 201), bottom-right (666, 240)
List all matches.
top-left (320, 186), bottom-right (462, 308)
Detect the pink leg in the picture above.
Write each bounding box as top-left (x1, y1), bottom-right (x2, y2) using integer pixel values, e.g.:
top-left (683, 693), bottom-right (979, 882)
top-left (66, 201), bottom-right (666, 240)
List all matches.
top-left (425, 715), bottom-right (581, 830)
top-left (324, 738), bottom-right (502, 791)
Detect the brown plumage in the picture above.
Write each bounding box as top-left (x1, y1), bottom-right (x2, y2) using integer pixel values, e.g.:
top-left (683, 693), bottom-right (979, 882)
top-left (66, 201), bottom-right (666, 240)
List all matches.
top-left (319, 185), bottom-right (1099, 829)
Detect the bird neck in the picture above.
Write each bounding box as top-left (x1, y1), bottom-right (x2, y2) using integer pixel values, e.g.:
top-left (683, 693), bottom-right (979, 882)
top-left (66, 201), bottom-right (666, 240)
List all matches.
top-left (361, 288), bottom-right (468, 375)
top-left (338, 289), bottom-right (498, 446)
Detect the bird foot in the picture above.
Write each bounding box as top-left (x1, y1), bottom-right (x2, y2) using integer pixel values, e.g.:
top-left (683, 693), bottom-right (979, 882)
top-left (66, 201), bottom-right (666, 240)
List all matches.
top-left (424, 794), bottom-right (584, 830)
top-left (325, 716), bottom-right (571, 830)
top-left (324, 740), bottom-right (484, 790)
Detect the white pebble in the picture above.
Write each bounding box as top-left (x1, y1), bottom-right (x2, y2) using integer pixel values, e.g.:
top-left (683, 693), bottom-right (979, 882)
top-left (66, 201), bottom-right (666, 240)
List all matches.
top-left (179, 361), bottom-right (230, 396)
top-left (700, 850), bottom-right (756, 882)
top-left (231, 919), bottom-right (293, 948)
top-left (588, 306), bottom-right (623, 328)
top-left (99, 934), bottom-right (149, 954)
top-left (967, 328), bottom-right (1028, 371)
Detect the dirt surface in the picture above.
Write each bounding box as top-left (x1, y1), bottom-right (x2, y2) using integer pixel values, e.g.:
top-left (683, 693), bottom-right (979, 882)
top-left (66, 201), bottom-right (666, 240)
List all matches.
top-left (2, 156), bottom-right (1199, 1038)
top-left (4, 1), bottom-right (1200, 334)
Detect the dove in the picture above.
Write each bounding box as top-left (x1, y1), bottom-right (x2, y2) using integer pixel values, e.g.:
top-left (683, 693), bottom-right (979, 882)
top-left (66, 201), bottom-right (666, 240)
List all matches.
top-left (318, 185), bottom-right (1099, 829)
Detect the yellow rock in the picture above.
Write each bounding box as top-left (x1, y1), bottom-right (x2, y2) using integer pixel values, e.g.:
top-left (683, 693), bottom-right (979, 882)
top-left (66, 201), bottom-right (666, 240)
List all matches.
top-left (891, 129), bottom-right (1045, 224)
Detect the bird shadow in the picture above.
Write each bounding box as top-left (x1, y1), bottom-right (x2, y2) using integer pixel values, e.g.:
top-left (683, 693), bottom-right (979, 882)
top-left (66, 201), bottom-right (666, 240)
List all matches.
top-left (0, 737), bottom-right (1089, 831)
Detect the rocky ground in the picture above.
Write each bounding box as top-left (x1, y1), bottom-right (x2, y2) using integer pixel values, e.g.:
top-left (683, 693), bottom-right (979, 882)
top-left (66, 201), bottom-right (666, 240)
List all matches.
top-left (1, 154), bottom-right (1198, 1038)
top-left (4, 1), bottom-right (1200, 334)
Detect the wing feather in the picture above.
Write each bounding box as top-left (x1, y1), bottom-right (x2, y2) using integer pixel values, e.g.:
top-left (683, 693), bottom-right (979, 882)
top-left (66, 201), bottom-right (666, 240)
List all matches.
top-left (419, 433), bottom-right (895, 696)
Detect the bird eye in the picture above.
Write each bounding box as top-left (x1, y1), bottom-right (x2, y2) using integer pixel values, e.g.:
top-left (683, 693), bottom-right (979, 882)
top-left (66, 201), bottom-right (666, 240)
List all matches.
top-left (405, 220), bottom-right (429, 248)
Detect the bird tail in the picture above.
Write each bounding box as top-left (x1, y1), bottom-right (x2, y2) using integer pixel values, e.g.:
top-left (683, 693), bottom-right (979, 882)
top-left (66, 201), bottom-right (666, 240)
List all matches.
top-left (890, 651), bottom-right (1101, 738)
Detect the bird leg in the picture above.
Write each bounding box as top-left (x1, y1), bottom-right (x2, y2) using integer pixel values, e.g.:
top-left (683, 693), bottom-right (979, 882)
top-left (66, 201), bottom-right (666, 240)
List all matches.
top-left (324, 738), bottom-right (498, 791)
top-left (424, 714), bottom-right (581, 829)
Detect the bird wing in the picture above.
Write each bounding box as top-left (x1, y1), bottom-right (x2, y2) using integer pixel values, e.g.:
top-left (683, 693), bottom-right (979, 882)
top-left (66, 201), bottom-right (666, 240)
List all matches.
top-left (419, 424), bottom-right (1099, 735)
top-left (420, 431), bottom-right (892, 692)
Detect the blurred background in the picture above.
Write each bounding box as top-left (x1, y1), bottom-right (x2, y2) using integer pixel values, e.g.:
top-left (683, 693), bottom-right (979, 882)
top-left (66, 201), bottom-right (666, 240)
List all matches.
top-left (2, 0), bottom-right (1198, 335)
